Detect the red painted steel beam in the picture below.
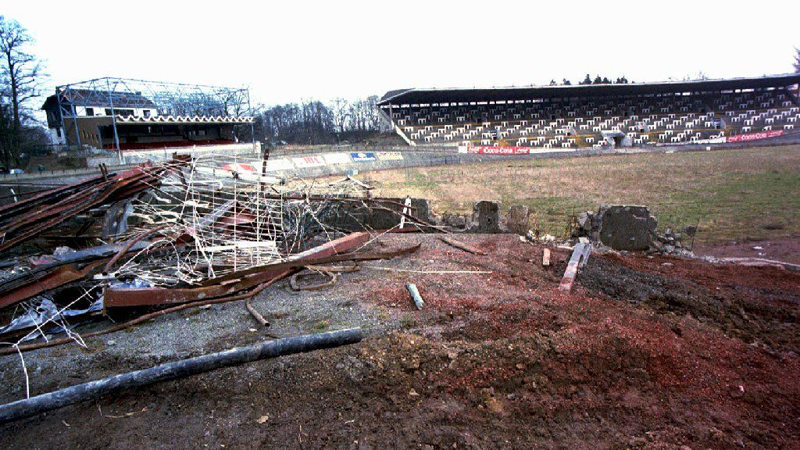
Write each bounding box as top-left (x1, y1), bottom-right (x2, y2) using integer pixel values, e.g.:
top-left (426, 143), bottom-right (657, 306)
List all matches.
top-left (0, 160), bottom-right (184, 253)
top-left (0, 260), bottom-right (106, 309)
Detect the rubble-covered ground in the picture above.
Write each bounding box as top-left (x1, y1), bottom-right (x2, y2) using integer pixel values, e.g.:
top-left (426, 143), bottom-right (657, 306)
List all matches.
top-left (694, 236), bottom-right (800, 265)
top-left (0, 233), bottom-right (798, 449)
top-left (363, 144), bottom-right (800, 242)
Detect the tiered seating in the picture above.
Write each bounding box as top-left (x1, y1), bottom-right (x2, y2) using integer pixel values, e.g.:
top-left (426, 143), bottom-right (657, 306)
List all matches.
top-left (391, 89), bottom-right (799, 148)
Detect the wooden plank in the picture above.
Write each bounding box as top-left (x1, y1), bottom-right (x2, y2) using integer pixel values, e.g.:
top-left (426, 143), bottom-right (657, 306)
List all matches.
top-left (399, 196), bottom-right (411, 229)
top-left (438, 236), bottom-right (487, 256)
top-left (558, 243), bottom-right (591, 292)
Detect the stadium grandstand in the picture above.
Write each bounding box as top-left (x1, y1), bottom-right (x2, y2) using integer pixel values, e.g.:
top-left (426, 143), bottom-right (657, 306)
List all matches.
top-left (378, 73), bottom-right (800, 150)
top-left (41, 77), bottom-right (255, 155)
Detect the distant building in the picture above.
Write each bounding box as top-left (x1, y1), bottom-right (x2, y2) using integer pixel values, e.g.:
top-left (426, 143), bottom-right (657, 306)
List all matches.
top-left (42, 89), bottom-right (159, 146)
top-left (41, 78), bottom-right (254, 152)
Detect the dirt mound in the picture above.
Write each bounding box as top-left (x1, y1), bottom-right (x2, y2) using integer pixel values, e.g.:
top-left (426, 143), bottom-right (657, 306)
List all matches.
top-left (0, 234), bottom-right (798, 449)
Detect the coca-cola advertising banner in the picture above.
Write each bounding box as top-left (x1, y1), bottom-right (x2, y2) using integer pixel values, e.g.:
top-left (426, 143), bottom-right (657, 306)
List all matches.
top-left (463, 146), bottom-right (533, 155)
top-left (727, 130), bottom-right (783, 143)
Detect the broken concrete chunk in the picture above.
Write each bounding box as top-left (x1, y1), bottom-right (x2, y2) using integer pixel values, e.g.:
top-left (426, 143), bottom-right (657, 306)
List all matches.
top-left (577, 211), bottom-right (593, 232)
top-left (442, 213), bottom-right (467, 229)
top-left (328, 197), bottom-right (434, 231)
top-left (470, 200), bottom-right (501, 233)
top-left (597, 205), bottom-right (656, 251)
top-left (505, 205), bottom-right (530, 235)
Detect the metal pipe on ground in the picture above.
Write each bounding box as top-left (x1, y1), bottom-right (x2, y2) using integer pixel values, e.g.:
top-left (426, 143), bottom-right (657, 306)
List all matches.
top-left (406, 283), bottom-right (425, 310)
top-left (0, 328), bottom-right (362, 425)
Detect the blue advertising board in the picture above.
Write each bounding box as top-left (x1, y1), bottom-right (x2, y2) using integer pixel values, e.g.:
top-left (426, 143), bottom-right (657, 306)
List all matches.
top-left (350, 152), bottom-right (376, 162)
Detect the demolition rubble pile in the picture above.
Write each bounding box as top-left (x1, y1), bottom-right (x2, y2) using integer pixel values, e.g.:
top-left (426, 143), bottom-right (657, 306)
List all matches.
top-left (572, 204), bottom-right (695, 256)
top-left (0, 150), bottom-right (707, 358)
top-left (0, 155), bottom-right (437, 354)
top-left (444, 200), bottom-right (695, 256)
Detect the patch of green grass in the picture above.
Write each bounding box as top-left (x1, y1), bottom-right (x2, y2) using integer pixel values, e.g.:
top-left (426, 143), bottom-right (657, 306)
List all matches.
top-left (366, 145), bottom-right (800, 242)
top-left (312, 319), bottom-right (330, 332)
top-left (399, 314), bottom-right (416, 329)
top-left (658, 169), bottom-right (800, 241)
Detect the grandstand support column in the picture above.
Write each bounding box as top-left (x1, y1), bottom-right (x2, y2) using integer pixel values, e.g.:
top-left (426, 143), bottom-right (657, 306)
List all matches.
top-left (106, 79), bottom-right (123, 164)
top-left (70, 103), bottom-right (82, 149)
top-left (247, 90), bottom-right (256, 154)
top-left (378, 107), bottom-right (415, 146)
top-left (55, 89), bottom-right (71, 150)
top-left (785, 87), bottom-right (800, 106)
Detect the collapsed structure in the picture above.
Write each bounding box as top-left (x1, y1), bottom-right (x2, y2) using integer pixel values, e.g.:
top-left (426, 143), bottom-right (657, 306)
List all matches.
top-left (0, 153), bottom-right (444, 350)
top-left (3, 75), bottom-right (799, 430)
top-left (41, 78), bottom-right (256, 157)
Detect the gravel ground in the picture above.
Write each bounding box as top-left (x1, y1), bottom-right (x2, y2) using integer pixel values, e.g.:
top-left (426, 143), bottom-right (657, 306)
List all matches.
top-left (0, 237), bottom-right (416, 404)
top-left (0, 233), bottom-right (798, 449)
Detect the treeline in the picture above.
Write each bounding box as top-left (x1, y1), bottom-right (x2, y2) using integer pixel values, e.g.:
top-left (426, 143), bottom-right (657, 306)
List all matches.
top-left (549, 75), bottom-right (630, 86)
top-left (251, 96), bottom-right (385, 146)
top-left (1, 16), bottom-right (50, 169)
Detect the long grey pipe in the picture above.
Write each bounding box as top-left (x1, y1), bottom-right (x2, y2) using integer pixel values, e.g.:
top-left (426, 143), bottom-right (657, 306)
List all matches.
top-left (0, 327), bottom-right (362, 424)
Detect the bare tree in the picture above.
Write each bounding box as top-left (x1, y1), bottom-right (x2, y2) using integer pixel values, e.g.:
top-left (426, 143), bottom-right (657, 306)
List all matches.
top-left (794, 48), bottom-right (800, 73)
top-left (330, 97), bottom-right (350, 133)
top-left (0, 16), bottom-right (45, 167)
top-left (255, 94), bottom-right (385, 146)
top-left (365, 95), bottom-right (382, 131)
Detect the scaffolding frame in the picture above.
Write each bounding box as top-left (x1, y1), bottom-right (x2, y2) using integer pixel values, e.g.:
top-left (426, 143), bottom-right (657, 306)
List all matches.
top-left (54, 77), bottom-right (255, 161)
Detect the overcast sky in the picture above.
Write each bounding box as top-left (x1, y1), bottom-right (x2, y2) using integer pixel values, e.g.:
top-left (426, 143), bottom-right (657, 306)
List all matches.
top-left (4, 1), bottom-right (800, 107)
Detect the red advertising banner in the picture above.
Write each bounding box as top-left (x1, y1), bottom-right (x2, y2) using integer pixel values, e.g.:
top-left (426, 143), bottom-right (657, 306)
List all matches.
top-left (465, 146), bottom-right (532, 155)
top-left (727, 130), bottom-right (783, 143)
top-left (221, 163), bottom-right (256, 173)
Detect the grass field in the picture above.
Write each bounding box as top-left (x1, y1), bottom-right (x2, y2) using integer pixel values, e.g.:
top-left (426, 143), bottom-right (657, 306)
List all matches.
top-left (363, 145), bottom-right (800, 242)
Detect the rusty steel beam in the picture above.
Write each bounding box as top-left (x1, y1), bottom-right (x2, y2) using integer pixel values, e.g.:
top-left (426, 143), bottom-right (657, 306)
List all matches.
top-left (201, 231), bottom-right (372, 287)
top-left (103, 233), bottom-right (418, 308)
top-left (286, 230), bottom-right (370, 261)
top-left (0, 174), bottom-right (106, 218)
top-left (0, 260), bottom-right (107, 310)
top-left (438, 236), bottom-right (487, 255)
top-left (0, 266), bottom-right (83, 310)
top-left (1, 271), bottom-right (291, 356)
top-left (0, 160), bottom-right (185, 253)
top-left (104, 231), bottom-right (370, 308)
top-left (102, 266), bottom-right (294, 307)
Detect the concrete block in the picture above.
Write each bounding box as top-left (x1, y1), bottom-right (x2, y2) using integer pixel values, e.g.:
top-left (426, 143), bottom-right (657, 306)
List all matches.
top-left (505, 205), bottom-right (530, 235)
top-left (470, 200), bottom-right (501, 233)
top-left (597, 205), bottom-right (656, 251)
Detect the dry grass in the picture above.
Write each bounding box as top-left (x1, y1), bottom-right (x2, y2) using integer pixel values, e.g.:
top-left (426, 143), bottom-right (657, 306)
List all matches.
top-left (364, 145), bottom-right (800, 242)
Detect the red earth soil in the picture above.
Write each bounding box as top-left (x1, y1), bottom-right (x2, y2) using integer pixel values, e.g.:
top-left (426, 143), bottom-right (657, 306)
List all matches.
top-left (0, 234), bottom-right (798, 449)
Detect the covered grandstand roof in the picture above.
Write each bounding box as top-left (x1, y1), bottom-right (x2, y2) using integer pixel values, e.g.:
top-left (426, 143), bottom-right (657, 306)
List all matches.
top-left (379, 73), bottom-right (800, 105)
top-left (42, 89), bottom-right (156, 109)
top-left (115, 115), bottom-right (254, 124)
